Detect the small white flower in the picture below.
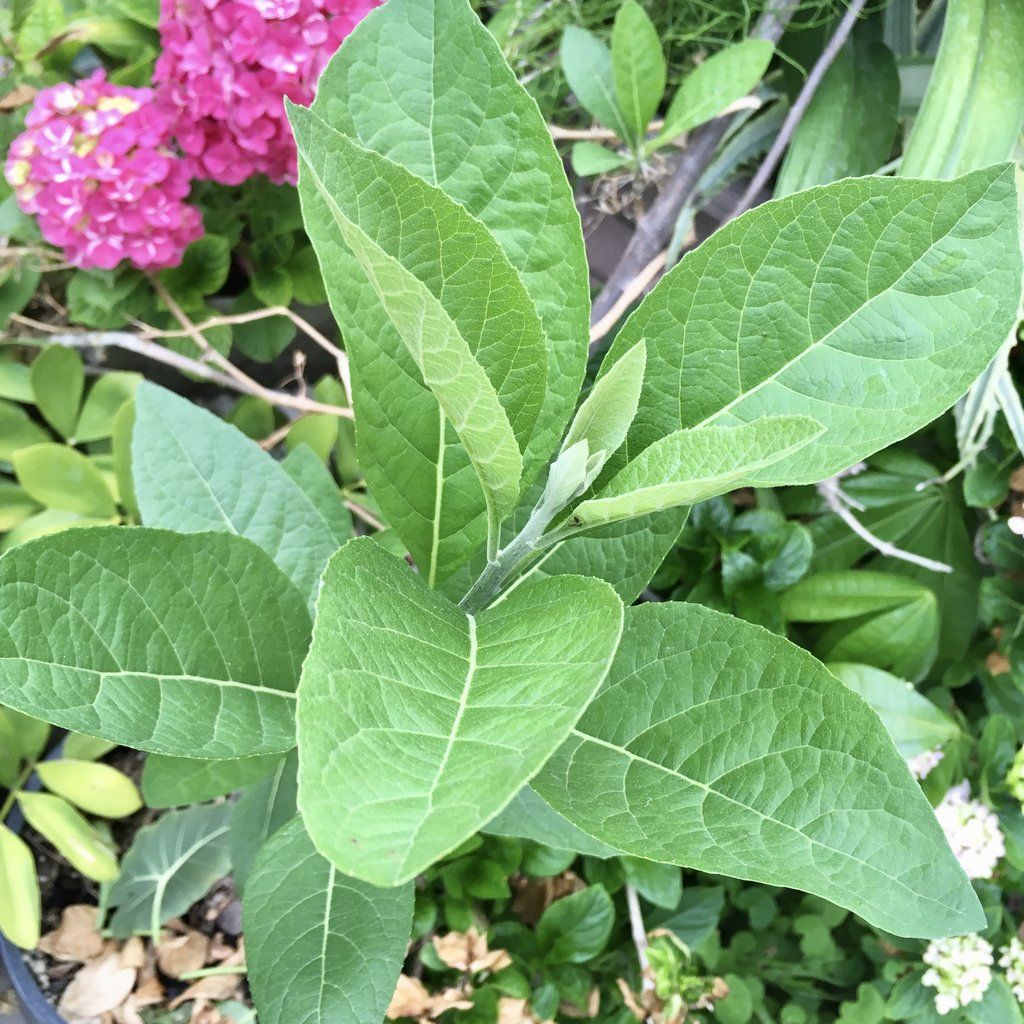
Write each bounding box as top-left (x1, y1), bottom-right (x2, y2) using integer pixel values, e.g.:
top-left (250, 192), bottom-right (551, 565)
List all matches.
top-left (934, 781), bottom-right (1005, 880)
top-left (907, 747), bottom-right (944, 780)
top-left (922, 934), bottom-right (994, 1015)
top-left (999, 936), bottom-right (1024, 1004)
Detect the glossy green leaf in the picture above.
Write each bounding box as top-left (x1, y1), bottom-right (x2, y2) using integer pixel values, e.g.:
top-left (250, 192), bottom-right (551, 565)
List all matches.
top-left (0, 481), bottom-right (38, 533)
top-left (0, 358), bottom-right (33, 403)
top-left (291, 106), bottom-right (534, 530)
top-left (36, 759), bottom-right (142, 819)
top-left (775, 26), bottom-right (899, 196)
top-left (107, 803), bottom-right (232, 938)
top-left (62, 734), bottom-right (117, 762)
top-left (0, 706), bottom-right (49, 764)
top-left (571, 417), bottom-right (823, 528)
top-left (0, 528), bottom-right (311, 758)
top-left (14, 444), bottom-right (117, 518)
top-left (828, 663), bottom-right (961, 759)
top-left (561, 25), bottom-right (631, 139)
top-left (74, 372), bottom-right (141, 444)
top-left (610, 165), bottom-right (1022, 483)
top-left (310, 0), bottom-right (589, 581)
top-left (570, 142), bottom-right (631, 177)
top-left (133, 382), bottom-right (344, 606)
top-left (30, 346), bottom-right (84, 439)
top-left (659, 39), bottom-right (774, 143)
top-left (298, 537), bottom-right (623, 885)
top-left (281, 444), bottom-right (353, 547)
top-left (142, 753), bottom-right (282, 808)
top-left (244, 818), bottom-right (413, 1024)
top-left (18, 791), bottom-right (119, 882)
top-left (534, 602), bottom-right (983, 938)
top-left (611, 0), bottom-right (665, 142)
top-left (229, 751), bottom-right (298, 894)
top-left (781, 570), bottom-right (931, 621)
top-left (536, 885), bottom-right (614, 964)
top-left (0, 825), bottom-right (40, 949)
top-left (0, 400), bottom-right (49, 461)
top-left (0, 509), bottom-right (109, 552)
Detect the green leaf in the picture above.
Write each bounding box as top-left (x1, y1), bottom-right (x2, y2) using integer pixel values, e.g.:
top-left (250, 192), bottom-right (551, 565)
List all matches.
top-left (561, 26), bottom-right (631, 139)
top-left (657, 885), bottom-right (724, 948)
top-left (62, 734), bottom-right (117, 762)
top-left (0, 399), bottom-right (49, 461)
top-left (159, 235), bottom-right (231, 311)
top-left (0, 707), bottom-right (49, 764)
top-left (142, 753), bottom-right (282, 808)
top-left (659, 39), bottom-right (774, 143)
top-left (963, 976), bottom-right (1024, 1024)
top-left (563, 340), bottom-right (646, 467)
top-left (229, 751), bottom-right (298, 894)
top-left (298, 537), bottom-right (623, 886)
top-left (36, 759), bottom-right (142, 819)
top-left (75, 373), bottom-right (141, 443)
top-left (621, 856), bottom-right (681, 910)
top-left (0, 358), bottom-right (34, 403)
top-left (106, 803), bottom-right (232, 938)
top-left (290, 105), bottom-right (540, 540)
top-left (0, 528), bottom-right (311, 758)
top-left (66, 270), bottom-right (144, 330)
top-left (533, 602), bottom-right (983, 938)
top-left (483, 786), bottom-right (621, 859)
top-left (285, 415), bottom-right (338, 463)
top-left (14, 444), bottom-right (117, 518)
top-left (775, 26), bottom-right (899, 196)
top-left (310, 0), bottom-right (589, 575)
top-left (610, 165), bottom-right (1022, 483)
top-left (0, 825), bottom-right (40, 949)
top-left (0, 263), bottom-right (40, 328)
top-left (570, 417), bottom-right (824, 529)
top-left (781, 570), bottom-right (929, 620)
top-left (828, 663), bottom-right (960, 760)
top-left (570, 142), bottom-right (631, 177)
top-left (132, 382), bottom-right (344, 606)
top-left (244, 818), bottom-right (413, 1024)
top-left (18, 792), bottom-right (119, 882)
top-left (281, 444), bottom-right (353, 547)
top-left (611, 0), bottom-right (666, 143)
top-left (536, 885), bottom-right (614, 964)
top-left (31, 346), bottom-right (84, 439)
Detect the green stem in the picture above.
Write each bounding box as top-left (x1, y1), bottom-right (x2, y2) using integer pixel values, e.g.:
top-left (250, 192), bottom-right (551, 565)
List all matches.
top-left (179, 965), bottom-right (248, 980)
top-left (0, 763), bottom-right (34, 822)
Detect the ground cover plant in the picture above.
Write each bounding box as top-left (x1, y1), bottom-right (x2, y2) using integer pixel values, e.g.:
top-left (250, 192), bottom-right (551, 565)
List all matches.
top-left (3, 1), bottom-right (1024, 1023)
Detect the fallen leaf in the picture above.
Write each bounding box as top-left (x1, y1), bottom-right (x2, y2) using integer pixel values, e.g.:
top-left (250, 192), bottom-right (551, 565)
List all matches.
top-left (512, 872), bottom-right (585, 926)
top-left (497, 997), bottom-right (553, 1024)
top-left (1010, 465), bottom-right (1024, 492)
top-left (157, 929), bottom-right (210, 978)
top-left (58, 950), bottom-right (137, 1023)
top-left (432, 928), bottom-right (511, 974)
top-left (0, 84), bottom-right (37, 110)
top-left (39, 905), bottom-right (105, 963)
top-left (987, 651), bottom-right (1011, 676)
top-left (386, 975), bottom-right (473, 1021)
top-left (168, 946), bottom-right (245, 1009)
top-left (120, 937), bottom-right (146, 970)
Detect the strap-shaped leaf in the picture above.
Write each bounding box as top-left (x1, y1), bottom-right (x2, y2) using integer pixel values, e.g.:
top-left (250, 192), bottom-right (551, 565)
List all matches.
top-left (291, 104), bottom-right (539, 550)
top-left (611, 0), bottom-right (666, 143)
top-left (133, 383), bottom-right (345, 606)
top-left (571, 416), bottom-right (823, 529)
top-left (245, 818), bottom-right (413, 1024)
top-left (609, 165), bottom-right (1022, 481)
top-left (309, 0), bottom-right (589, 580)
top-left (0, 528), bottom-right (310, 757)
top-left (298, 537), bottom-right (623, 885)
top-left (561, 26), bottom-right (632, 144)
top-left (533, 603), bottom-right (983, 939)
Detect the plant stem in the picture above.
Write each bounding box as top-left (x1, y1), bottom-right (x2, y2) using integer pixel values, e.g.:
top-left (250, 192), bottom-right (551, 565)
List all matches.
top-left (0, 764), bottom-right (33, 821)
top-left (625, 884), bottom-right (655, 995)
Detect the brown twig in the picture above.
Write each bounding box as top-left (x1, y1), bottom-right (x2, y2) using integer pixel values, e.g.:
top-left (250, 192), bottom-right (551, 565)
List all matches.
top-left (730, 0), bottom-right (869, 218)
top-left (590, 249), bottom-right (667, 346)
top-left (588, 0), bottom-right (800, 336)
top-left (345, 499), bottom-right (386, 532)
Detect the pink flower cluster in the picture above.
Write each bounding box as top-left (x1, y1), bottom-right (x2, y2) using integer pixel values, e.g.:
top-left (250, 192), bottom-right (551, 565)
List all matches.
top-left (154, 0), bottom-right (380, 186)
top-left (4, 71), bottom-right (203, 271)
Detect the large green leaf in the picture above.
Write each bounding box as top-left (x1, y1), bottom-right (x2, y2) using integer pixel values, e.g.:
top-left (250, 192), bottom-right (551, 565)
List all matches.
top-left (0, 528), bottom-right (310, 757)
top-left (309, 0), bottom-right (589, 580)
top-left (775, 24), bottom-right (899, 196)
top-left (298, 537), bottom-right (623, 885)
top-left (107, 803), bottom-right (232, 938)
top-left (142, 753), bottom-right (282, 808)
top-left (290, 106), bottom-right (535, 533)
top-left (533, 602), bottom-right (982, 938)
top-left (244, 818), bottom-right (413, 1024)
top-left (133, 383), bottom-right (343, 606)
top-left (570, 417), bottom-right (823, 529)
top-left (609, 165), bottom-right (1022, 482)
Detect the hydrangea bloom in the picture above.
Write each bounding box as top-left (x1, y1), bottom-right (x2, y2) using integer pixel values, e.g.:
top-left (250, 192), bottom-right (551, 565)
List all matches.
top-left (1000, 937), bottom-right (1024, 1004)
top-left (154, 0), bottom-right (380, 185)
top-left (907, 747), bottom-right (944, 781)
top-left (934, 781), bottom-right (1005, 880)
top-left (4, 71), bottom-right (203, 271)
top-left (922, 934), bottom-right (994, 1015)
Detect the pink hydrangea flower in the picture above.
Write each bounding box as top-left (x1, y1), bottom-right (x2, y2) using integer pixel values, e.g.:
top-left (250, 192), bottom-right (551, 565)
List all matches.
top-left (4, 70), bottom-right (203, 271)
top-left (154, 0), bottom-right (380, 186)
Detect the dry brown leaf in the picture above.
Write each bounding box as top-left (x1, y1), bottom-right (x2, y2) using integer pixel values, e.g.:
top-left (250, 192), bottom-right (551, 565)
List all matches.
top-left (560, 987), bottom-right (600, 1019)
top-left (168, 946), bottom-right (245, 1009)
top-left (386, 975), bottom-right (473, 1021)
top-left (1010, 465), bottom-right (1024, 492)
top-left (512, 872), bottom-right (585, 926)
top-left (120, 937), bottom-right (146, 971)
top-left (0, 84), bottom-right (37, 111)
top-left (497, 997), bottom-right (552, 1024)
top-left (432, 928), bottom-right (512, 974)
top-left (39, 905), bottom-right (105, 963)
top-left (58, 950), bottom-right (137, 1023)
top-left (157, 929), bottom-right (210, 978)
top-left (987, 651), bottom-right (1011, 676)
top-left (190, 1003), bottom-right (228, 1024)
top-left (431, 988), bottom-right (474, 1015)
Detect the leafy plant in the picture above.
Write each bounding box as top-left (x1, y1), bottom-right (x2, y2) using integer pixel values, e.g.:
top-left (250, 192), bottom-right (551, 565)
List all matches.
top-left (560, 0), bottom-right (775, 177)
top-left (0, 6), bottom-right (1022, 1024)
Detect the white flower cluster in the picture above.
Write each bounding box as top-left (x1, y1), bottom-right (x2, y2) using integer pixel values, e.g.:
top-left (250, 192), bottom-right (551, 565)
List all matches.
top-left (907, 747), bottom-right (944, 780)
top-left (922, 934), bottom-right (994, 1015)
top-left (934, 781), bottom-right (1005, 880)
top-left (1000, 937), bottom-right (1024, 1004)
